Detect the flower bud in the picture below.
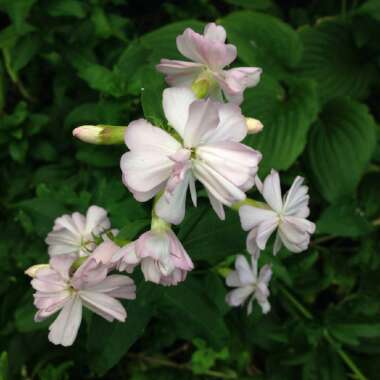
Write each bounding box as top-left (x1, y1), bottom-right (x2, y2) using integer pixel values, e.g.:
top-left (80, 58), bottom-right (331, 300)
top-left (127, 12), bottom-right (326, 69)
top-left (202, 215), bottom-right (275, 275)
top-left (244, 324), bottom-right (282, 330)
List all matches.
top-left (25, 264), bottom-right (50, 278)
top-left (73, 125), bottom-right (126, 145)
top-left (245, 118), bottom-right (263, 134)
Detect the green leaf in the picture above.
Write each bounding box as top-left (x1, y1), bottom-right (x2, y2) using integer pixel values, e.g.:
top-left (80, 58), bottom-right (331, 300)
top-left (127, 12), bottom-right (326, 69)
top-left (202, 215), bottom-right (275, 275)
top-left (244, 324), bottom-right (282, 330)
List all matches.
top-left (298, 20), bottom-right (377, 102)
top-left (0, 0), bottom-right (37, 29)
top-left (241, 76), bottom-right (319, 172)
top-left (141, 67), bottom-right (166, 124)
top-left (356, 0), bottom-right (380, 22)
top-left (162, 276), bottom-right (229, 348)
top-left (221, 11), bottom-right (303, 77)
top-left (306, 97), bottom-right (377, 202)
top-left (317, 199), bottom-right (372, 238)
top-left (0, 352), bottom-right (8, 380)
top-left (179, 205), bottom-right (245, 264)
top-left (87, 282), bottom-right (160, 376)
top-left (46, 0), bottom-right (86, 18)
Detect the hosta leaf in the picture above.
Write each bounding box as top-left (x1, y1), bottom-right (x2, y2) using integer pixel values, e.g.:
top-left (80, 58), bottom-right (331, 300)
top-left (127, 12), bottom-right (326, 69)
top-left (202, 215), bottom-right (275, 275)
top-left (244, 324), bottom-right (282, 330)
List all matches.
top-left (306, 97), bottom-right (376, 202)
top-left (298, 19), bottom-right (376, 102)
top-left (241, 75), bottom-right (319, 172)
top-left (221, 11), bottom-right (303, 77)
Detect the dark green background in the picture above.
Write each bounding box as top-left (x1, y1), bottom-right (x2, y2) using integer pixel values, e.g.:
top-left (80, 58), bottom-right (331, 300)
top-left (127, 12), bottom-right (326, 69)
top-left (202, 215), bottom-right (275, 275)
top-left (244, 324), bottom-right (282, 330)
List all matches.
top-left (1, 0), bottom-right (380, 379)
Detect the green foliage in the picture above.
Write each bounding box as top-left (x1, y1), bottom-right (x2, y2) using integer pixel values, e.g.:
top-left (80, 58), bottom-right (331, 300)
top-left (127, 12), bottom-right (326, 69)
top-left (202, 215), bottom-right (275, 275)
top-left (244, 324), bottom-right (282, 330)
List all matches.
top-left (0, 1), bottom-right (379, 380)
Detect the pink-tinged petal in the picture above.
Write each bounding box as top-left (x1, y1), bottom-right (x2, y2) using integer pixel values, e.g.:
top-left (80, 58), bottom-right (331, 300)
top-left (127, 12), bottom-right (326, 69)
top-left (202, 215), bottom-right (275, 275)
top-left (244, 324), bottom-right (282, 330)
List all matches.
top-left (246, 228), bottom-right (261, 258)
top-left (189, 174), bottom-right (197, 206)
top-left (196, 142), bottom-right (261, 188)
top-left (140, 258), bottom-right (162, 284)
top-left (201, 103), bottom-right (247, 144)
top-left (49, 254), bottom-right (77, 281)
top-left (120, 150), bottom-right (173, 194)
top-left (176, 28), bottom-right (236, 69)
top-left (163, 87), bottom-right (196, 138)
top-left (32, 273), bottom-right (68, 293)
top-left (256, 218), bottom-right (279, 250)
top-left (155, 174), bottom-right (190, 225)
top-left (273, 232), bottom-right (282, 255)
top-left (91, 241), bottom-right (120, 265)
top-left (72, 258), bottom-right (108, 289)
top-left (262, 170), bottom-right (283, 213)
top-left (226, 271), bottom-right (242, 287)
top-left (156, 59), bottom-right (203, 87)
top-left (225, 286), bottom-right (253, 307)
top-left (183, 99), bottom-right (219, 148)
top-left (282, 176), bottom-right (310, 218)
top-left (51, 214), bottom-right (83, 235)
top-left (85, 206), bottom-right (110, 236)
top-left (218, 67), bottom-right (262, 105)
top-left (207, 190), bottom-right (225, 220)
top-left (79, 290), bottom-right (126, 322)
top-left (136, 231), bottom-right (170, 260)
top-left (71, 212), bottom-right (86, 234)
top-left (125, 118), bottom-right (180, 154)
top-left (204, 23), bottom-right (227, 43)
top-left (167, 230), bottom-right (194, 270)
top-left (160, 268), bottom-right (187, 286)
top-left (48, 295), bottom-right (82, 347)
top-left (258, 264), bottom-right (272, 286)
top-left (193, 160), bottom-right (246, 206)
top-left (84, 275), bottom-right (136, 300)
top-left (122, 179), bottom-right (165, 203)
top-left (239, 205), bottom-right (278, 231)
top-left (111, 242), bottom-right (140, 273)
top-left (34, 291), bottom-right (71, 319)
top-left (176, 28), bottom-right (207, 63)
top-left (255, 175), bottom-right (264, 193)
top-left (235, 255), bottom-right (255, 285)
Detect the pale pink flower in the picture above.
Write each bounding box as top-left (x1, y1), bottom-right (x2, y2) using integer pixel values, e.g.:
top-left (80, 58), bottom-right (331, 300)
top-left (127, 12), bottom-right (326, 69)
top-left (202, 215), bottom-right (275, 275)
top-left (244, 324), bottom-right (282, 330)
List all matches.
top-left (226, 255), bottom-right (272, 314)
top-left (156, 23), bottom-right (262, 105)
top-left (31, 251), bottom-right (136, 346)
top-left (121, 87), bottom-right (261, 224)
top-left (112, 220), bottom-right (193, 286)
top-left (239, 170), bottom-right (315, 255)
top-left (45, 205), bottom-right (114, 257)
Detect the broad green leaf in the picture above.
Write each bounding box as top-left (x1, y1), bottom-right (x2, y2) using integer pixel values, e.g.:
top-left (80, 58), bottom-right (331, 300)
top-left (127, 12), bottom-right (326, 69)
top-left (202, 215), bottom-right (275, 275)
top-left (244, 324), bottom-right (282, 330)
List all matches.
top-left (0, 352), bottom-right (8, 380)
top-left (317, 200), bottom-right (372, 238)
top-left (356, 0), bottom-right (380, 22)
top-left (46, 0), bottom-right (86, 18)
top-left (221, 11), bottom-right (303, 77)
top-left (298, 20), bottom-right (376, 102)
top-left (162, 276), bottom-right (229, 348)
top-left (179, 205), bottom-right (245, 264)
top-left (241, 75), bottom-right (319, 172)
top-left (141, 66), bottom-right (166, 124)
top-left (306, 97), bottom-right (377, 202)
top-left (87, 282), bottom-right (160, 376)
top-left (0, 0), bottom-right (37, 29)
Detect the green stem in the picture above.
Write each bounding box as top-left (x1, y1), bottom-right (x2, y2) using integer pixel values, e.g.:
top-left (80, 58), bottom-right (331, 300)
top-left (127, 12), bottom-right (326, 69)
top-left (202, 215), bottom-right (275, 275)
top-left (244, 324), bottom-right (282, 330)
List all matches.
top-left (127, 353), bottom-right (237, 379)
top-left (279, 286), bottom-right (313, 320)
top-left (324, 331), bottom-right (368, 380)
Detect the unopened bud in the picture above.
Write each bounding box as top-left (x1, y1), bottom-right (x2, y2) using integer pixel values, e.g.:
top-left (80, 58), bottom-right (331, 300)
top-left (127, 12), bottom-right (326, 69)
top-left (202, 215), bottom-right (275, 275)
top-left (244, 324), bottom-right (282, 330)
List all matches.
top-left (25, 264), bottom-right (50, 278)
top-left (73, 125), bottom-right (127, 145)
top-left (245, 118), bottom-right (263, 134)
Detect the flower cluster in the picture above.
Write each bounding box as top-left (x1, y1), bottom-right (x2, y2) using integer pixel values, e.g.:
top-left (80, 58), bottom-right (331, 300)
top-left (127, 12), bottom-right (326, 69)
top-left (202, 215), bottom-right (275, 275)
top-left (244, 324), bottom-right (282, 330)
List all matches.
top-left (28, 22), bottom-right (315, 346)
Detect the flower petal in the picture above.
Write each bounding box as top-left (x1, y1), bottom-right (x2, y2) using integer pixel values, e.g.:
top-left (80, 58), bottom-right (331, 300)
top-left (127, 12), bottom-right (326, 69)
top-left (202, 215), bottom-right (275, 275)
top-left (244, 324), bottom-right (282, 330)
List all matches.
top-left (226, 286), bottom-right (253, 307)
top-left (125, 118), bottom-right (180, 154)
top-left (79, 290), bottom-right (127, 322)
top-left (239, 205), bottom-right (278, 231)
top-left (163, 87), bottom-right (196, 138)
top-left (183, 99), bottom-right (219, 148)
top-left (256, 218), bottom-right (279, 250)
top-left (156, 59), bottom-right (203, 87)
top-left (235, 255), bottom-right (255, 284)
top-left (262, 170), bottom-right (283, 213)
top-left (203, 23), bottom-right (227, 43)
top-left (48, 295), bottom-right (82, 347)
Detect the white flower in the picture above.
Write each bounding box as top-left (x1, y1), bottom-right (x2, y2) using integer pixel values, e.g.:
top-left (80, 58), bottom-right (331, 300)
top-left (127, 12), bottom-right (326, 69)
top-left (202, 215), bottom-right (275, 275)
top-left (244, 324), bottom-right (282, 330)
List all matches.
top-left (239, 170), bottom-right (315, 255)
top-left (121, 87), bottom-right (261, 225)
top-left (45, 205), bottom-right (113, 257)
top-left (225, 255), bottom-right (272, 314)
